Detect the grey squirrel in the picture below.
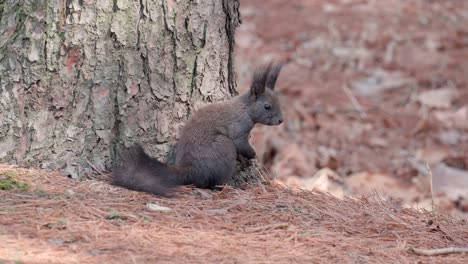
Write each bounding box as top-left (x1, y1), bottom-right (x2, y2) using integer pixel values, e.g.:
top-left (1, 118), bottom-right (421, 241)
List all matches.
top-left (112, 63), bottom-right (284, 196)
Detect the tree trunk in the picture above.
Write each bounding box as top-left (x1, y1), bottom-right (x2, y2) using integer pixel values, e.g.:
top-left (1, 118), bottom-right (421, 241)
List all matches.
top-left (0, 0), bottom-right (240, 178)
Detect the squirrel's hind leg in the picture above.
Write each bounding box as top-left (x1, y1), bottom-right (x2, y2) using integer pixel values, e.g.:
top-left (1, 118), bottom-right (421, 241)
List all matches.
top-left (191, 135), bottom-right (237, 189)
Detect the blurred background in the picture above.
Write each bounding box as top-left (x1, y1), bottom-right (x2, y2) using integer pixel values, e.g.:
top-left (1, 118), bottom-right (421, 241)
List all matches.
top-left (234, 0), bottom-right (468, 218)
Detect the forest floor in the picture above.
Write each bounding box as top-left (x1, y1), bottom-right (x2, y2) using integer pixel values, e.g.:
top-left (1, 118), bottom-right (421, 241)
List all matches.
top-left (2, 0), bottom-right (468, 263)
top-left (1, 164), bottom-right (467, 263)
top-left (235, 0), bottom-right (468, 218)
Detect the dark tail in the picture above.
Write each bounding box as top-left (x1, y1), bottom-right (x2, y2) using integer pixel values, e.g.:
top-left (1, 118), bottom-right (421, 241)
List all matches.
top-left (112, 145), bottom-right (188, 196)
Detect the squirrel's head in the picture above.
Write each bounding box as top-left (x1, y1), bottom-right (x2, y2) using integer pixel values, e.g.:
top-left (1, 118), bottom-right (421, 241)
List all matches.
top-left (246, 63), bottom-right (284, 126)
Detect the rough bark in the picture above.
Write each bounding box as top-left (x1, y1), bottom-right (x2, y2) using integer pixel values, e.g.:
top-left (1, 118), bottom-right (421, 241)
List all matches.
top-left (0, 0), bottom-right (240, 178)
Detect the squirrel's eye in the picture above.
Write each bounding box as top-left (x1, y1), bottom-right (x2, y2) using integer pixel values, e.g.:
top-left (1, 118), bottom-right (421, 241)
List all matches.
top-left (264, 104), bottom-right (272, 110)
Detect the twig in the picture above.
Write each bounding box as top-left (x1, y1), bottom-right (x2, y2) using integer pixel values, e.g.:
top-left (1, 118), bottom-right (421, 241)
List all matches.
top-left (341, 85), bottom-right (367, 118)
top-left (424, 161), bottom-right (435, 214)
top-left (407, 247), bottom-right (468, 256)
top-left (409, 109), bottom-right (429, 135)
top-left (249, 223), bottom-right (290, 233)
top-left (85, 158), bottom-right (108, 178)
top-left (256, 160), bottom-right (272, 184)
top-left (384, 39), bottom-right (397, 64)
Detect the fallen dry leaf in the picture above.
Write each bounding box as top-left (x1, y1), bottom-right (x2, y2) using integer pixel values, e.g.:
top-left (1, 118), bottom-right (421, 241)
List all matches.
top-left (417, 88), bottom-right (458, 109)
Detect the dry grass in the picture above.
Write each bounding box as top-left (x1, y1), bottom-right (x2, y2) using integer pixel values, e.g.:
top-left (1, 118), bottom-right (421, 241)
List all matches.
top-left (0, 163), bottom-right (467, 264)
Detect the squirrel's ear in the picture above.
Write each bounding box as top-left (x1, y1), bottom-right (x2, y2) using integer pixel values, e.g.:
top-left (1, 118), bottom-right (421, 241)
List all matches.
top-left (250, 64), bottom-right (271, 98)
top-left (266, 63), bottom-right (284, 91)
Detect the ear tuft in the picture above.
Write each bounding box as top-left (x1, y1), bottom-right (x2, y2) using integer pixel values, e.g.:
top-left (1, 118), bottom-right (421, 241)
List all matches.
top-left (266, 63), bottom-right (284, 90)
top-left (250, 64), bottom-right (272, 97)
top-left (250, 62), bottom-right (285, 97)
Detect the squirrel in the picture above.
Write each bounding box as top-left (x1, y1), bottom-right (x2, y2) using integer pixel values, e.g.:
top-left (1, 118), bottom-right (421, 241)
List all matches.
top-left (112, 63), bottom-right (284, 196)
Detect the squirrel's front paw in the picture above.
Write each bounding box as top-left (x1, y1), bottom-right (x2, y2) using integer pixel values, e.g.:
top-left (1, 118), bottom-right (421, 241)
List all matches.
top-left (243, 149), bottom-right (256, 160)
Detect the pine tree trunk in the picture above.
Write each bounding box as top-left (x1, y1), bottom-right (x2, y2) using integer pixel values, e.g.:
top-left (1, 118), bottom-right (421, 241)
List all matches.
top-left (0, 0), bottom-right (240, 178)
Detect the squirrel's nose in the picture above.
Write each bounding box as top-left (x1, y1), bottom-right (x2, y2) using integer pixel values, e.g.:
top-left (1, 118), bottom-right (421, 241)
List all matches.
top-left (278, 118), bottom-right (283, 124)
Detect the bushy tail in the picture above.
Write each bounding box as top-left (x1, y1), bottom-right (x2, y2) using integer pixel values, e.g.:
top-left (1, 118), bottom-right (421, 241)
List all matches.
top-left (112, 145), bottom-right (187, 196)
